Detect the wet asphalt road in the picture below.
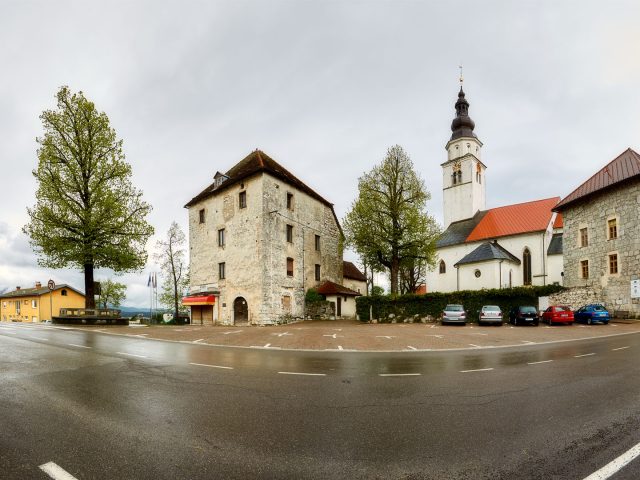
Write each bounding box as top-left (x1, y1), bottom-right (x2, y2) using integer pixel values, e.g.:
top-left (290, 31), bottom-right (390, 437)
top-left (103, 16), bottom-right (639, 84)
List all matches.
top-left (1, 324), bottom-right (639, 479)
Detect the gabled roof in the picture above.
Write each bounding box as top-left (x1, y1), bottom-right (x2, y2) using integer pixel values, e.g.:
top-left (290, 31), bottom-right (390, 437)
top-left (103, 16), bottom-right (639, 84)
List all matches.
top-left (466, 197), bottom-right (560, 242)
top-left (0, 284), bottom-right (84, 299)
top-left (436, 211), bottom-right (488, 248)
top-left (554, 148), bottom-right (640, 211)
top-left (454, 241), bottom-right (520, 267)
top-left (343, 261), bottom-right (366, 282)
top-left (316, 280), bottom-right (361, 297)
top-left (547, 233), bottom-right (563, 256)
top-left (185, 150), bottom-right (334, 208)
top-left (553, 212), bottom-right (563, 229)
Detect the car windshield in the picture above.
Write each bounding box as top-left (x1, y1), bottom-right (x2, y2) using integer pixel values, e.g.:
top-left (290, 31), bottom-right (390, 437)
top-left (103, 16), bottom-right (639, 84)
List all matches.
top-left (593, 305), bottom-right (607, 311)
top-left (556, 306), bottom-right (570, 312)
top-left (445, 305), bottom-right (463, 311)
top-left (520, 306), bottom-right (537, 313)
top-left (483, 306), bottom-right (500, 312)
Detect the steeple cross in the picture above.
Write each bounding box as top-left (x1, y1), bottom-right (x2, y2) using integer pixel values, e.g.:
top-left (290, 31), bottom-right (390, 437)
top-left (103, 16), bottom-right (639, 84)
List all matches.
top-left (459, 64), bottom-right (464, 85)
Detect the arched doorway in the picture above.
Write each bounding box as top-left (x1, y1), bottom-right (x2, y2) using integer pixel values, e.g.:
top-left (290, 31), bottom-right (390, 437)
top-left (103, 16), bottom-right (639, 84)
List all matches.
top-left (523, 248), bottom-right (532, 286)
top-left (233, 297), bottom-right (248, 325)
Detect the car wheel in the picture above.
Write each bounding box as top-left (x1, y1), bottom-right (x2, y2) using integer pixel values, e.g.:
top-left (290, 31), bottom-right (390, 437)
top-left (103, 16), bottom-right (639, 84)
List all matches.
top-left (587, 317), bottom-right (592, 325)
top-left (604, 321), bottom-right (609, 325)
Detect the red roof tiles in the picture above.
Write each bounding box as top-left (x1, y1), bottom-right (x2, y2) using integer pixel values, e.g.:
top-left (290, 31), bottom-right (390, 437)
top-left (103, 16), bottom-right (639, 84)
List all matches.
top-left (343, 261), bottom-right (366, 281)
top-left (466, 197), bottom-right (560, 242)
top-left (554, 148), bottom-right (640, 211)
top-left (316, 281), bottom-right (361, 296)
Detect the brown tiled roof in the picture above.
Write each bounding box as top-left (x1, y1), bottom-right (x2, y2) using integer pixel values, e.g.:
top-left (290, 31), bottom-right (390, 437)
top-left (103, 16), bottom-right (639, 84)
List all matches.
top-left (342, 261), bottom-right (366, 281)
top-left (316, 280), bottom-right (361, 297)
top-left (185, 150), bottom-right (334, 208)
top-left (554, 148), bottom-right (640, 211)
top-left (0, 284), bottom-right (84, 299)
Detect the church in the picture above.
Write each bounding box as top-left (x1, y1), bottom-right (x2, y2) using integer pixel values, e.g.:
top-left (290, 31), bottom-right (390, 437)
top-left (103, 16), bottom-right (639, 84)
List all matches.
top-left (424, 85), bottom-right (563, 292)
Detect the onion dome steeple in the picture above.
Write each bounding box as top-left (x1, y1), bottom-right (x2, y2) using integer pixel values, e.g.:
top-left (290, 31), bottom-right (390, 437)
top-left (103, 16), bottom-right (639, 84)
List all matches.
top-left (450, 86), bottom-right (477, 141)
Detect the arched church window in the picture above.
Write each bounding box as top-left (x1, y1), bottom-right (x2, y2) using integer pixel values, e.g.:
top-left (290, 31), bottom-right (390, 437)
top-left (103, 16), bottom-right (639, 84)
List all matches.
top-left (439, 260), bottom-right (446, 274)
top-left (476, 162), bottom-right (482, 183)
top-left (457, 170), bottom-right (462, 183)
top-left (523, 248), bottom-right (532, 286)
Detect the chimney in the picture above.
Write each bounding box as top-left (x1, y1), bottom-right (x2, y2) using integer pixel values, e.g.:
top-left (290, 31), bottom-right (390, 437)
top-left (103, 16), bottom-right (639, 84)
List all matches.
top-left (16, 286), bottom-right (20, 291)
top-left (35, 282), bottom-right (42, 289)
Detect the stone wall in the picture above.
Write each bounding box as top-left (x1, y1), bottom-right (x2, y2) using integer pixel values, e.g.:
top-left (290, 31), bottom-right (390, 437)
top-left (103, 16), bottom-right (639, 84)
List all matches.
top-left (548, 286), bottom-right (600, 311)
top-left (305, 300), bottom-right (335, 319)
top-left (561, 180), bottom-right (640, 314)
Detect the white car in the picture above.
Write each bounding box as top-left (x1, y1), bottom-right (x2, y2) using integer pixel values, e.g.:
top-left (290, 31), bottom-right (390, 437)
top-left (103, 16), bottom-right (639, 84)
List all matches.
top-left (442, 304), bottom-right (467, 325)
top-left (478, 305), bottom-right (503, 326)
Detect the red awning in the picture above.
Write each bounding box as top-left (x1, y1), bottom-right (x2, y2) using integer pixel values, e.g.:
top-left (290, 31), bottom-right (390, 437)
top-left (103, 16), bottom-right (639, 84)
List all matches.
top-left (182, 295), bottom-right (216, 306)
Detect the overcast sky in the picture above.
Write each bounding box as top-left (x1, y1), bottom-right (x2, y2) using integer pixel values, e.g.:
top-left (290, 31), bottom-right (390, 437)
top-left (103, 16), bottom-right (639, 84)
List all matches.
top-left (1, 0), bottom-right (639, 307)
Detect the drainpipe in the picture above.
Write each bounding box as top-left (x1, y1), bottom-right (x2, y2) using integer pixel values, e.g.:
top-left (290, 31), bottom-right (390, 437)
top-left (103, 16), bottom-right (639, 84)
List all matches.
top-left (499, 260), bottom-right (503, 289)
top-left (456, 265), bottom-right (460, 291)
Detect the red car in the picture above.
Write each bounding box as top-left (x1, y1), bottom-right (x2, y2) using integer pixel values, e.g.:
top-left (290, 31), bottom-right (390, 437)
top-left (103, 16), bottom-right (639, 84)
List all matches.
top-left (542, 306), bottom-right (574, 325)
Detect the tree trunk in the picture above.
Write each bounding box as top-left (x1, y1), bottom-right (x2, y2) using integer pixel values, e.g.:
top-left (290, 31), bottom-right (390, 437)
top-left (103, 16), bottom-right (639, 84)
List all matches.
top-left (84, 263), bottom-right (96, 309)
top-left (390, 256), bottom-right (400, 295)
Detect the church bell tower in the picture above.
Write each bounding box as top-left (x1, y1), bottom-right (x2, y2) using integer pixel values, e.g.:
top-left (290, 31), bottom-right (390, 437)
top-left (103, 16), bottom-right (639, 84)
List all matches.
top-left (442, 81), bottom-right (486, 228)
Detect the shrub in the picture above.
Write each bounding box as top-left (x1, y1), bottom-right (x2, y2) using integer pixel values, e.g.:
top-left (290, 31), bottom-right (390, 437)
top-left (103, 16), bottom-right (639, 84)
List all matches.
top-left (305, 288), bottom-right (324, 303)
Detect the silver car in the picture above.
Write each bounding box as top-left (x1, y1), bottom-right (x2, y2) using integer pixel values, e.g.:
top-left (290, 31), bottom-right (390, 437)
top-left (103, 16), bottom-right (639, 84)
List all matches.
top-left (442, 304), bottom-right (467, 325)
top-left (478, 305), bottom-right (503, 326)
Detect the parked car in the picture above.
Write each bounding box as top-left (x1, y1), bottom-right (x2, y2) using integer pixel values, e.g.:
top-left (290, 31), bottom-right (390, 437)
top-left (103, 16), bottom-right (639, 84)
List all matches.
top-left (442, 304), bottom-right (467, 325)
top-left (574, 304), bottom-right (610, 325)
top-left (478, 305), bottom-right (503, 326)
top-left (508, 306), bottom-right (539, 326)
top-left (542, 306), bottom-right (574, 325)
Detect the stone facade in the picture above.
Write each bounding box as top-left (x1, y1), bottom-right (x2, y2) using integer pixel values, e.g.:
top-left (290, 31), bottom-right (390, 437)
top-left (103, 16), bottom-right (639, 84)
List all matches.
top-left (560, 181), bottom-right (640, 314)
top-left (188, 159), bottom-right (343, 325)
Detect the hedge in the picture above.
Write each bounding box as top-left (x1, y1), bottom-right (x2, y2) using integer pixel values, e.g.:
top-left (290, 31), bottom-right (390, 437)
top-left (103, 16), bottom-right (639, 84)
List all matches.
top-left (356, 285), bottom-right (565, 322)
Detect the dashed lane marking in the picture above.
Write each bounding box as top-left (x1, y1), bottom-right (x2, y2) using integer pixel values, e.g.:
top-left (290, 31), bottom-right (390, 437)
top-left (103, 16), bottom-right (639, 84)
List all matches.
top-left (407, 346), bottom-right (417, 350)
top-left (379, 373), bottom-right (421, 377)
top-left (472, 333), bottom-right (488, 336)
top-left (278, 371), bottom-right (326, 376)
top-left (193, 339), bottom-right (205, 343)
top-left (67, 344), bottom-right (91, 349)
top-left (582, 441), bottom-right (640, 480)
top-left (528, 360), bottom-right (554, 365)
top-left (468, 344), bottom-right (481, 348)
top-left (375, 336), bottom-right (395, 339)
top-left (574, 353), bottom-right (596, 358)
top-left (189, 362), bottom-right (233, 370)
top-left (460, 368), bottom-right (494, 373)
top-left (39, 461), bottom-right (78, 480)
top-left (426, 334), bottom-right (444, 338)
top-left (273, 332), bottom-right (292, 337)
top-left (117, 352), bottom-right (148, 359)
top-left (521, 340), bottom-right (536, 344)
top-left (222, 330), bottom-right (243, 335)
top-left (612, 346), bottom-right (630, 351)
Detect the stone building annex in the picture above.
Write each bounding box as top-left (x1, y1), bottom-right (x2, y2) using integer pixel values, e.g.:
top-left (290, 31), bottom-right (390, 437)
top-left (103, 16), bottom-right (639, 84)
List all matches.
top-left (182, 150), bottom-right (362, 325)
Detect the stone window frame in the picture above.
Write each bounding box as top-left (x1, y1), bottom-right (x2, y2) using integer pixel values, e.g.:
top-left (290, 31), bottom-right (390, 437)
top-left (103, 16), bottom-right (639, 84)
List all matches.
top-left (218, 262), bottom-right (226, 280)
top-left (239, 190), bottom-right (247, 209)
top-left (217, 228), bottom-right (225, 248)
top-left (198, 208), bottom-right (205, 224)
top-left (286, 257), bottom-right (294, 277)
top-left (314, 264), bottom-right (321, 281)
top-left (286, 224), bottom-right (293, 243)
top-left (606, 215), bottom-right (619, 241)
top-left (314, 235), bottom-right (321, 251)
top-left (607, 251), bottom-right (619, 276)
top-left (286, 192), bottom-right (294, 211)
top-left (580, 259), bottom-right (589, 279)
top-left (579, 226), bottom-right (588, 248)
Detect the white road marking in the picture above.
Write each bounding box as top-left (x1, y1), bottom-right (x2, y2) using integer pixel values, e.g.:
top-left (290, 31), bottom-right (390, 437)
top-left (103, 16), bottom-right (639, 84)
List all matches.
top-left (193, 339), bottom-right (205, 343)
top-left (39, 461), bottom-right (78, 480)
top-left (612, 346), bottom-right (630, 351)
top-left (379, 373), bottom-right (421, 377)
top-left (222, 330), bottom-right (243, 335)
top-left (273, 332), bottom-right (292, 337)
top-left (189, 362), bottom-right (233, 370)
top-left (67, 344), bottom-right (91, 349)
top-left (472, 332), bottom-right (488, 336)
top-left (582, 441), bottom-right (640, 480)
top-left (375, 335), bottom-right (395, 339)
top-left (338, 345), bottom-right (343, 350)
top-left (426, 334), bottom-right (444, 338)
top-left (468, 344), bottom-right (481, 348)
top-left (574, 353), bottom-right (596, 358)
top-left (460, 368), bottom-right (494, 373)
top-left (407, 346), bottom-right (418, 350)
top-left (333, 328), bottom-right (342, 331)
top-left (278, 371), bottom-right (326, 376)
top-left (117, 352), bottom-right (148, 358)
top-left (521, 340), bottom-right (536, 344)
top-left (528, 360), bottom-right (554, 365)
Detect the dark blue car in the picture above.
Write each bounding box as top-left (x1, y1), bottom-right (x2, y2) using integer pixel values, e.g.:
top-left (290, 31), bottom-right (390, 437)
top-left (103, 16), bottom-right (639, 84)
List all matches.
top-left (574, 304), bottom-right (610, 325)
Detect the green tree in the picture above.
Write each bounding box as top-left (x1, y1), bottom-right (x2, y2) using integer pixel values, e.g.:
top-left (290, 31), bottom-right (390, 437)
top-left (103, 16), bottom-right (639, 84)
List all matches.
top-left (155, 222), bottom-right (189, 320)
top-left (343, 145), bottom-right (440, 294)
top-left (24, 86), bottom-right (154, 308)
top-left (97, 279), bottom-right (127, 309)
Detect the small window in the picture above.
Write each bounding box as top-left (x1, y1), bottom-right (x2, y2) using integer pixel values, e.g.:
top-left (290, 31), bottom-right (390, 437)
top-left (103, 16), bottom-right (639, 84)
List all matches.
top-left (199, 209), bottom-right (205, 224)
top-left (281, 295), bottom-right (291, 313)
top-left (286, 224), bottom-right (293, 243)
top-left (32, 299), bottom-right (37, 308)
top-left (609, 254), bottom-right (618, 274)
top-left (439, 260), bottom-right (446, 274)
top-left (286, 192), bottom-right (294, 210)
top-left (315, 264), bottom-right (321, 281)
top-left (286, 257), bottom-right (294, 277)
top-left (608, 219), bottom-right (617, 239)
top-left (218, 228), bottom-right (225, 247)
top-left (24, 299), bottom-right (28, 305)
top-left (61, 289), bottom-right (67, 296)
top-left (218, 262), bottom-right (226, 280)
top-left (580, 228), bottom-right (588, 247)
top-left (581, 260), bottom-right (589, 279)
top-left (315, 235), bottom-right (321, 251)
top-left (239, 191), bottom-right (247, 209)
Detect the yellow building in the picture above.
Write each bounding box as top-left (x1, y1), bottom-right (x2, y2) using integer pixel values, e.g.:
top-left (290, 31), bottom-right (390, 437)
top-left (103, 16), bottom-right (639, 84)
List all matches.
top-left (0, 282), bottom-right (85, 322)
